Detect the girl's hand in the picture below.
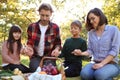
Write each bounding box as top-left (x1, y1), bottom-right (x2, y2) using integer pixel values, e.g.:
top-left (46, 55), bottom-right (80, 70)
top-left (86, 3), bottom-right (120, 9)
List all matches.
top-left (24, 45), bottom-right (33, 57)
top-left (12, 61), bottom-right (20, 65)
top-left (20, 45), bottom-right (26, 54)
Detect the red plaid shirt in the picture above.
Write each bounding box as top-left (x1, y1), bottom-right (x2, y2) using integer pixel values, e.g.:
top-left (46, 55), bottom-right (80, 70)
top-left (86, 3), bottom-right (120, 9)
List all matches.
top-left (27, 20), bottom-right (61, 56)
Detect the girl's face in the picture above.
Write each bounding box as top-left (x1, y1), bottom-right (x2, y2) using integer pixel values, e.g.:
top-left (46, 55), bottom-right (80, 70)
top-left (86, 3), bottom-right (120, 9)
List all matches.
top-left (88, 13), bottom-right (100, 29)
top-left (13, 32), bottom-right (21, 40)
top-left (70, 24), bottom-right (81, 37)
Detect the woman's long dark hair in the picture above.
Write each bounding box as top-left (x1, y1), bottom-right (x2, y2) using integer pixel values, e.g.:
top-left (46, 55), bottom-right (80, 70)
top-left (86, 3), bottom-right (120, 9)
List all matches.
top-left (86, 8), bottom-right (108, 31)
top-left (7, 25), bottom-right (22, 54)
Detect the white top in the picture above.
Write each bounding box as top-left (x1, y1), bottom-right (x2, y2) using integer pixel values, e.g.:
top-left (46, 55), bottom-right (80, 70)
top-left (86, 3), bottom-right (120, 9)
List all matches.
top-left (2, 63), bottom-right (8, 67)
top-left (97, 36), bottom-right (100, 40)
top-left (37, 24), bottom-right (48, 56)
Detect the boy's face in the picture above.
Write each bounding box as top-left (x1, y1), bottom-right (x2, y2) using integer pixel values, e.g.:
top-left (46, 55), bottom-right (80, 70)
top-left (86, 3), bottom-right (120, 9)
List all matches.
top-left (13, 32), bottom-right (21, 40)
top-left (70, 24), bottom-right (81, 37)
top-left (39, 9), bottom-right (52, 26)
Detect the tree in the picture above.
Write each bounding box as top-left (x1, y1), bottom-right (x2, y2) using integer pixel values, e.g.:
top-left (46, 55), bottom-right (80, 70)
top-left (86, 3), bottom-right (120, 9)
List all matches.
top-left (0, 0), bottom-right (105, 44)
top-left (102, 0), bottom-right (120, 29)
top-left (0, 0), bottom-right (39, 42)
top-left (51, 0), bottom-right (97, 42)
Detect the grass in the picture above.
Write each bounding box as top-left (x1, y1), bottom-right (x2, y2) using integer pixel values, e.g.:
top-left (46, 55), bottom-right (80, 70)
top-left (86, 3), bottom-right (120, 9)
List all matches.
top-left (0, 55), bottom-right (120, 80)
top-left (20, 55), bottom-right (30, 67)
top-left (66, 76), bottom-right (81, 80)
top-left (0, 54), bottom-right (29, 68)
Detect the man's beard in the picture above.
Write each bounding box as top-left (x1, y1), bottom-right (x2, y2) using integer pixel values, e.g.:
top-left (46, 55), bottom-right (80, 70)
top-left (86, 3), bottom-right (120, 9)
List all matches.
top-left (41, 20), bottom-right (49, 26)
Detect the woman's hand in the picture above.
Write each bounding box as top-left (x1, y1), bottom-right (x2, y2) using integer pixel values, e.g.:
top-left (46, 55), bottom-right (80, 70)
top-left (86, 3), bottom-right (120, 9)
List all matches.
top-left (92, 63), bottom-right (104, 69)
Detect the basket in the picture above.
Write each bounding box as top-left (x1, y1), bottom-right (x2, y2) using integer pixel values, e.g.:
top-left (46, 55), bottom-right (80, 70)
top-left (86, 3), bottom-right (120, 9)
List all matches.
top-left (39, 56), bottom-right (66, 80)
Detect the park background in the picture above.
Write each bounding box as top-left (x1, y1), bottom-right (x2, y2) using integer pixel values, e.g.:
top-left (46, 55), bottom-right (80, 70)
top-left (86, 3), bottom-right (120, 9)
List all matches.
top-left (0, 0), bottom-right (120, 79)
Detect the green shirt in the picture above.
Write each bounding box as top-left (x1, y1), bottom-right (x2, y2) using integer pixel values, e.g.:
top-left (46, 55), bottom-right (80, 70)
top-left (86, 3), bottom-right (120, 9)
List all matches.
top-left (59, 37), bottom-right (87, 63)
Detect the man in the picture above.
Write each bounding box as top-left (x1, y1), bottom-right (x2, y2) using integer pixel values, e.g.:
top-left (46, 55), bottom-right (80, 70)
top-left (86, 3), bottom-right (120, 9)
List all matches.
top-left (25, 3), bottom-right (61, 72)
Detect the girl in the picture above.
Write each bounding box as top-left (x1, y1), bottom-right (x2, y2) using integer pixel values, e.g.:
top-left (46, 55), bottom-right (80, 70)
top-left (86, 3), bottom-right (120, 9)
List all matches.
top-left (1, 25), bottom-right (30, 73)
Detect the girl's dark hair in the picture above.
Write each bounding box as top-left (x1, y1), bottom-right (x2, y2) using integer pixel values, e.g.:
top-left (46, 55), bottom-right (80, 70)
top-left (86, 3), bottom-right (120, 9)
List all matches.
top-left (38, 3), bottom-right (53, 13)
top-left (7, 25), bottom-right (22, 54)
top-left (71, 20), bottom-right (82, 29)
top-left (86, 8), bottom-right (108, 31)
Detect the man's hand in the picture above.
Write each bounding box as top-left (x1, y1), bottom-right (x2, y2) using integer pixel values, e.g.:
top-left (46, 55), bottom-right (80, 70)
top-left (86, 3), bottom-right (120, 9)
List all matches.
top-left (24, 45), bottom-right (34, 57)
top-left (51, 47), bottom-right (60, 57)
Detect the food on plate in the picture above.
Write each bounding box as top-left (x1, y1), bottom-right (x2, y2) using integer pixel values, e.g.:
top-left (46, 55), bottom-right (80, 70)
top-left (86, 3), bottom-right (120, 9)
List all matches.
top-left (39, 71), bottom-right (47, 74)
top-left (13, 68), bottom-right (23, 75)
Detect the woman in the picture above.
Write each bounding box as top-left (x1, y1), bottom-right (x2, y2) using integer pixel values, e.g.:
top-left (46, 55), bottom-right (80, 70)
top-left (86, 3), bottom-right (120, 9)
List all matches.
top-left (73, 8), bottom-right (120, 80)
top-left (1, 25), bottom-right (30, 73)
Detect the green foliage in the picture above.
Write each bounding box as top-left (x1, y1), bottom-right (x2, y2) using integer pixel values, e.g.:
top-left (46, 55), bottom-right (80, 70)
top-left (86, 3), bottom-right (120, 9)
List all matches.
top-left (60, 20), bottom-right (87, 45)
top-left (102, 0), bottom-right (120, 29)
top-left (66, 76), bottom-right (81, 80)
top-left (0, 69), bottom-right (14, 77)
top-left (60, 21), bottom-right (71, 44)
top-left (0, 0), bottom-right (119, 43)
top-left (0, 55), bottom-right (2, 65)
top-left (52, 0), bottom-right (66, 10)
top-left (0, 0), bottom-right (38, 41)
top-left (0, 0), bottom-right (92, 43)
top-left (20, 55), bottom-right (30, 66)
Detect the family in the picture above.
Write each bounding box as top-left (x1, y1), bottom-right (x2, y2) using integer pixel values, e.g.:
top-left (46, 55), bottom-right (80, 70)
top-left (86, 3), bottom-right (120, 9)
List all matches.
top-left (1, 3), bottom-right (120, 80)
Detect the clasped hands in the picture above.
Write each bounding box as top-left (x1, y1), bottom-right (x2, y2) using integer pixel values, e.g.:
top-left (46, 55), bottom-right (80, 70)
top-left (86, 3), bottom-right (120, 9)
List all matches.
top-left (72, 49), bottom-right (104, 69)
top-left (51, 48), bottom-right (60, 57)
top-left (23, 45), bottom-right (34, 57)
top-left (71, 49), bottom-right (82, 56)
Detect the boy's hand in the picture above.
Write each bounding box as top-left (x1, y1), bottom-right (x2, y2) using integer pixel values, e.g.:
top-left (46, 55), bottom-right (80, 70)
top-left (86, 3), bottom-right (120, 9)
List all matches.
top-left (71, 49), bottom-right (82, 56)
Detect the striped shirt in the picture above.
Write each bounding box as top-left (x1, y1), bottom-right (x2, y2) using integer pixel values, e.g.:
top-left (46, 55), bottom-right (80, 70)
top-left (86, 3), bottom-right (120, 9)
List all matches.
top-left (87, 25), bottom-right (120, 63)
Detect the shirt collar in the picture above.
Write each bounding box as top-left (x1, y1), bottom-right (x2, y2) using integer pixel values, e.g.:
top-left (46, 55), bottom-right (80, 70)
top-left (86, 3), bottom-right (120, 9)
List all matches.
top-left (92, 25), bottom-right (108, 32)
top-left (37, 20), bottom-right (51, 28)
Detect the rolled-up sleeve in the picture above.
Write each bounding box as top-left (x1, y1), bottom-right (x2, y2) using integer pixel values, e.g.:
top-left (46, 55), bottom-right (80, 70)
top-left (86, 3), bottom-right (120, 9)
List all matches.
top-left (108, 26), bottom-right (120, 56)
